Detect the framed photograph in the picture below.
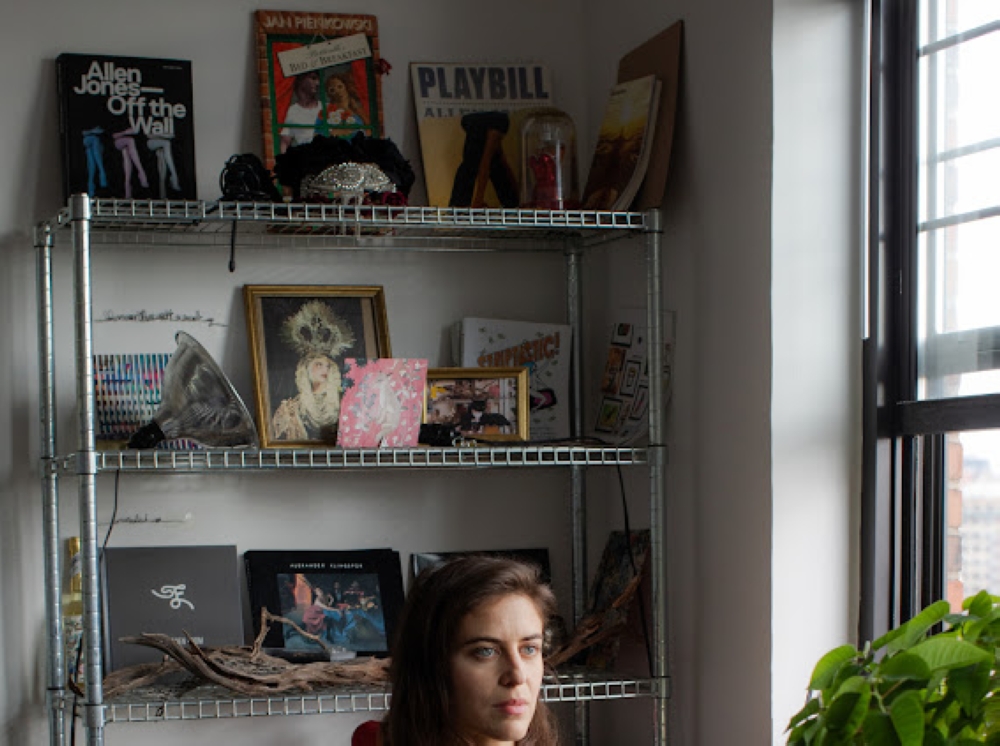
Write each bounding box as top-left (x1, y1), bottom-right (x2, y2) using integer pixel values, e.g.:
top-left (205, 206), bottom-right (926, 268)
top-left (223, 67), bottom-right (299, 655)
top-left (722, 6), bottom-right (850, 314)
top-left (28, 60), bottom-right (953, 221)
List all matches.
top-left (244, 549), bottom-right (404, 658)
top-left (243, 285), bottom-right (391, 448)
top-left (254, 10), bottom-right (385, 176)
top-left (425, 367), bottom-right (529, 442)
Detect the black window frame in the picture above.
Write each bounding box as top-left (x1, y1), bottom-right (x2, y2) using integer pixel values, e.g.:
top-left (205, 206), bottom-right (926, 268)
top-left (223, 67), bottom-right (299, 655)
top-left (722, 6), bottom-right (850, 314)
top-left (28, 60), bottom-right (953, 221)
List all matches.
top-left (863, 0), bottom-right (1000, 642)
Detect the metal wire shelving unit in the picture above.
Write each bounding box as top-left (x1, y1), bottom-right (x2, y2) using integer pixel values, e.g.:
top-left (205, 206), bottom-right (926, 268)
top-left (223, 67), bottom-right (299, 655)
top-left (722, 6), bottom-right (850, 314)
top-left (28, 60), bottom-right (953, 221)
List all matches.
top-left (35, 196), bottom-right (669, 746)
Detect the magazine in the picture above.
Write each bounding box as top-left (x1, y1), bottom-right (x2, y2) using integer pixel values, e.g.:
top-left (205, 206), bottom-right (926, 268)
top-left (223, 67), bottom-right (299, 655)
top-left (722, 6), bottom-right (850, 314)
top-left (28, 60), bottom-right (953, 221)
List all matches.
top-left (580, 74), bottom-right (661, 211)
top-left (592, 309), bottom-right (675, 444)
top-left (410, 62), bottom-right (553, 208)
top-left (616, 21), bottom-right (683, 210)
top-left (93, 353), bottom-right (199, 450)
top-left (56, 53), bottom-right (196, 200)
top-left (254, 10), bottom-right (385, 175)
top-left (451, 317), bottom-right (571, 441)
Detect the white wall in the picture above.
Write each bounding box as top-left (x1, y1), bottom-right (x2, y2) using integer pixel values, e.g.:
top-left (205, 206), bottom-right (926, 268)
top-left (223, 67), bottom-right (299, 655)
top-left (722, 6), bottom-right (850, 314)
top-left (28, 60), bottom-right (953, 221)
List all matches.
top-left (771, 0), bottom-right (865, 742)
top-left (0, 1), bottom-right (863, 746)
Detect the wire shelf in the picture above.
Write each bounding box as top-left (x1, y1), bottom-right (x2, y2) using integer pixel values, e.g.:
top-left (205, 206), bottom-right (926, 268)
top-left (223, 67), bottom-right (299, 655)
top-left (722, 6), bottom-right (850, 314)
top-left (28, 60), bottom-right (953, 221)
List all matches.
top-left (39, 199), bottom-right (650, 252)
top-left (58, 445), bottom-right (649, 474)
top-left (100, 672), bottom-right (661, 723)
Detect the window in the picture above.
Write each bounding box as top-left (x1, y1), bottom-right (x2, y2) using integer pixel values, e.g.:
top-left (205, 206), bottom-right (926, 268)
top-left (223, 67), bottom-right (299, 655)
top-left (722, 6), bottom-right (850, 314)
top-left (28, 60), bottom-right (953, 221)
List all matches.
top-left (865, 0), bottom-right (1000, 639)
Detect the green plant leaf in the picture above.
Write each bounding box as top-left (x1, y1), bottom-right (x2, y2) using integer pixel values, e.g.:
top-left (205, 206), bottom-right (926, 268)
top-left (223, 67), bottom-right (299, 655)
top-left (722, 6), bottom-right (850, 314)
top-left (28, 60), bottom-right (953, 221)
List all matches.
top-left (889, 690), bottom-right (925, 746)
top-left (948, 663), bottom-right (990, 716)
top-left (883, 602), bottom-right (951, 656)
top-left (825, 678), bottom-right (871, 735)
top-left (964, 590), bottom-right (994, 617)
top-left (810, 645), bottom-right (860, 691)
top-left (909, 637), bottom-right (992, 673)
top-left (863, 711), bottom-right (901, 746)
top-left (787, 697), bottom-right (821, 731)
top-left (879, 652), bottom-right (931, 682)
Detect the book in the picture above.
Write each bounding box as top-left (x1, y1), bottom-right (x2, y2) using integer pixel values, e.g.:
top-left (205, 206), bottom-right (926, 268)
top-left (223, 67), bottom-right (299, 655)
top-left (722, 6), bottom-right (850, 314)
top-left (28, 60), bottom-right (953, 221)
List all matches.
top-left (411, 548), bottom-right (551, 584)
top-left (410, 62), bottom-right (554, 207)
top-left (336, 358), bottom-right (428, 448)
top-left (580, 74), bottom-right (661, 211)
top-left (102, 545), bottom-right (243, 671)
top-left (56, 53), bottom-right (196, 201)
top-left (254, 10), bottom-right (385, 176)
top-left (244, 549), bottom-right (404, 657)
top-left (450, 317), bottom-right (572, 441)
top-left (93, 353), bottom-right (199, 450)
top-left (616, 21), bottom-right (683, 210)
top-left (592, 310), bottom-right (675, 444)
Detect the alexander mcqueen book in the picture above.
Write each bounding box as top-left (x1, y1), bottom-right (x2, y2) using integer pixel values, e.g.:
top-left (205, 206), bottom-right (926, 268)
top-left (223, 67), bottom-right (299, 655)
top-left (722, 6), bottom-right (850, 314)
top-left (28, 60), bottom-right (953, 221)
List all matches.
top-left (410, 63), bottom-right (553, 208)
top-left (56, 54), bottom-right (196, 201)
top-left (581, 74), bottom-right (661, 211)
top-left (451, 318), bottom-right (571, 441)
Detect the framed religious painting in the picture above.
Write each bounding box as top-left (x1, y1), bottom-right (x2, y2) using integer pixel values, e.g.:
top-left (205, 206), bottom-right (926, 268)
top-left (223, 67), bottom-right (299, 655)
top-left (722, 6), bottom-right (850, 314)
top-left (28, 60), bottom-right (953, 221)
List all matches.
top-left (243, 285), bottom-right (391, 448)
top-left (424, 367), bottom-right (529, 442)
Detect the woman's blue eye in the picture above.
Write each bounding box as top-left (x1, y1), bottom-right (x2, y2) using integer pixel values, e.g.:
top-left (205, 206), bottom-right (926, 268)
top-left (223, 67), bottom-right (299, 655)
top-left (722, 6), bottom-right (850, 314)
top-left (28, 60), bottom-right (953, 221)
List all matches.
top-left (522, 645), bottom-right (539, 657)
top-left (474, 646), bottom-right (497, 659)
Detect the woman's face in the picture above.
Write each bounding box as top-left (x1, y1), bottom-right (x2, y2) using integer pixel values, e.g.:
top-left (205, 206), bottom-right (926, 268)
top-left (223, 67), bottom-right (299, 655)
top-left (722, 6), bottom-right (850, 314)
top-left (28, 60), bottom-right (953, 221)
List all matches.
top-left (308, 356), bottom-right (332, 387)
top-left (449, 593), bottom-right (545, 745)
top-left (327, 76), bottom-right (348, 105)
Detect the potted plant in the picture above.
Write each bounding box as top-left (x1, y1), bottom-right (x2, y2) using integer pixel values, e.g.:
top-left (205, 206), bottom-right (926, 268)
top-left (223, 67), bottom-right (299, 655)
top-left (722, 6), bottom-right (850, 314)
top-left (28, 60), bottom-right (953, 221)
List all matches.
top-left (787, 590), bottom-right (1000, 745)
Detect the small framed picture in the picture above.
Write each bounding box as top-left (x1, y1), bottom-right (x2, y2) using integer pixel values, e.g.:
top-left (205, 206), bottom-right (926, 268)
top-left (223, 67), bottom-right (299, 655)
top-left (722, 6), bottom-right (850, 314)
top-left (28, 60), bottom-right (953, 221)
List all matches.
top-left (243, 285), bottom-right (391, 448)
top-left (244, 549), bottom-right (405, 658)
top-left (425, 367), bottom-right (529, 442)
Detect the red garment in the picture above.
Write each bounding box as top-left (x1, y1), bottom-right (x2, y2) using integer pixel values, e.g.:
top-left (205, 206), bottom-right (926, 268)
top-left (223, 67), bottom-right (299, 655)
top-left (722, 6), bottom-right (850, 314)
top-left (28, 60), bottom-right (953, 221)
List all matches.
top-left (352, 720), bottom-right (382, 746)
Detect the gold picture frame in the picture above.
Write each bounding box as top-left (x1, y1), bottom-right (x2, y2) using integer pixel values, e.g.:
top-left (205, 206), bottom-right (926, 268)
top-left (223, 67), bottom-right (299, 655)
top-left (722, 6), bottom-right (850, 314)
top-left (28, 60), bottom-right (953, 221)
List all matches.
top-left (243, 285), bottom-right (391, 448)
top-left (425, 367), bottom-right (529, 442)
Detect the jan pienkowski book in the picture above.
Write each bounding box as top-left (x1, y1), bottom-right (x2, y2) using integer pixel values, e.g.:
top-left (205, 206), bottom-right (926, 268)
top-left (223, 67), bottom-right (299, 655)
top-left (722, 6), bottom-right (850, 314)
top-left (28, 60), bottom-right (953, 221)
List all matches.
top-left (56, 53), bottom-right (196, 201)
top-left (581, 74), bottom-right (661, 211)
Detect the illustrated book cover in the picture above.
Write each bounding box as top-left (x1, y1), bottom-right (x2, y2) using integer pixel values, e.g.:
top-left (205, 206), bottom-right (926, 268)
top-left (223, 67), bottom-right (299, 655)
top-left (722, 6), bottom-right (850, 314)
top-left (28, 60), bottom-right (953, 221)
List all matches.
top-left (93, 353), bottom-right (199, 450)
top-left (592, 310), bottom-right (675, 444)
top-left (451, 318), bottom-right (571, 441)
top-left (56, 53), bottom-right (196, 201)
top-left (410, 62), bottom-right (553, 208)
top-left (102, 545), bottom-right (243, 671)
top-left (254, 10), bottom-right (384, 175)
top-left (336, 358), bottom-right (428, 448)
top-left (616, 21), bottom-right (683, 210)
top-left (244, 549), bottom-right (404, 657)
top-left (580, 73), bottom-right (661, 211)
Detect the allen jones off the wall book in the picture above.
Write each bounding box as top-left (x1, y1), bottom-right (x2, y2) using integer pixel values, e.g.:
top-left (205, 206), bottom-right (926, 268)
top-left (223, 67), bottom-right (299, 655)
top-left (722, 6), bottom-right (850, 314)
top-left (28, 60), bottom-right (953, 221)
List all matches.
top-left (56, 53), bottom-right (197, 201)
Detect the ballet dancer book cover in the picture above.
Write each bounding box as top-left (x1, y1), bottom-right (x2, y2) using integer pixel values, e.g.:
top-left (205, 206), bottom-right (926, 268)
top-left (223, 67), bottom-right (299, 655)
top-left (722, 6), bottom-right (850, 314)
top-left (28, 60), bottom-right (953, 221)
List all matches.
top-left (56, 53), bottom-right (197, 201)
top-left (410, 62), bottom-right (553, 208)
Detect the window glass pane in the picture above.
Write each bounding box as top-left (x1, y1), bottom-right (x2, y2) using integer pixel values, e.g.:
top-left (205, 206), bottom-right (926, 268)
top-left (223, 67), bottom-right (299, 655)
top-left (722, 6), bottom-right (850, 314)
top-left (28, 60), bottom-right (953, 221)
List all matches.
top-left (921, 0), bottom-right (1000, 47)
top-left (916, 1), bottom-right (1000, 400)
top-left (917, 218), bottom-right (1000, 398)
top-left (944, 429), bottom-right (1000, 611)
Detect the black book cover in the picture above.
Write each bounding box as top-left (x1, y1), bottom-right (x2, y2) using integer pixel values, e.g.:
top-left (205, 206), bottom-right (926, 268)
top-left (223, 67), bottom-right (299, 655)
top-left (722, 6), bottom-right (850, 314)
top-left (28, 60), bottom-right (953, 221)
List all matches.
top-left (244, 548), bottom-right (404, 658)
top-left (102, 545), bottom-right (244, 671)
top-left (56, 53), bottom-right (197, 200)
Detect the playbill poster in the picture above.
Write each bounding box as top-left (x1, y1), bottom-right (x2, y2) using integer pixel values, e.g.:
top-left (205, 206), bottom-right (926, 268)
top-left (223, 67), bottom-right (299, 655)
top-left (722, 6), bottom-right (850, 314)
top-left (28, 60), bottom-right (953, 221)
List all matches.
top-left (410, 63), bottom-right (553, 208)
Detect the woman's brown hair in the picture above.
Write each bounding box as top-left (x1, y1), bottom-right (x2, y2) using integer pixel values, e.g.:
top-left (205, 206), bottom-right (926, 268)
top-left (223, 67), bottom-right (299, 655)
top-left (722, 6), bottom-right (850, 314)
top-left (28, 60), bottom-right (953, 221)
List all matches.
top-left (383, 555), bottom-right (560, 745)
